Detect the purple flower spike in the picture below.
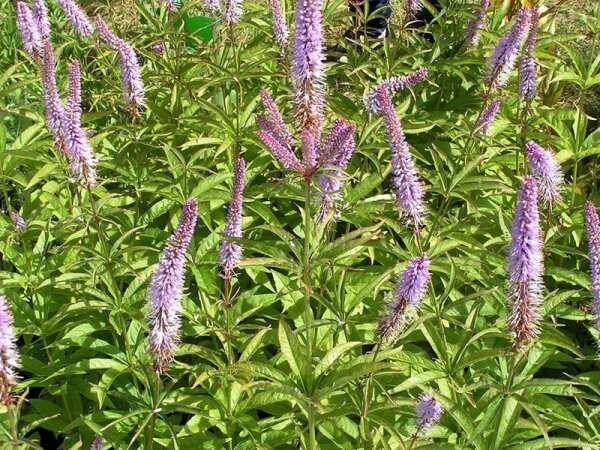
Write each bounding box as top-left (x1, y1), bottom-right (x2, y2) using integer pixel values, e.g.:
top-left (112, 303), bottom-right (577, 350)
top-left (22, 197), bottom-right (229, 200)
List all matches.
top-left (404, 0), bottom-right (420, 18)
top-left (508, 176), bottom-right (543, 349)
top-left (95, 16), bottom-right (120, 50)
top-left (41, 40), bottom-right (66, 151)
top-left (270, 0), bottom-right (289, 48)
top-left (485, 7), bottom-right (530, 90)
top-left (16, 2), bottom-right (43, 61)
top-left (32, 0), bottom-right (51, 38)
top-left (162, 0), bottom-right (177, 12)
top-left (259, 90), bottom-right (294, 147)
top-left (519, 6), bottom-right (539, 101)
top-left (585, 202), bottom-right (600, 331)
top-left (375, 86), bottom-right (424, 227)
top-left (223, 0), bottom-right (243, 26)
top-left (0, 295), bottom-right (19, 404)
top-left (256, 128), bottom-right (303, 173)
top-left (57, 0), bottom-right (94, 37)
top-left (377, 254), bottom-right (430, 340)
top-left (152, 43), bottom-right (166, 55)
top-left (291, 0), bottom-right (325, 132)
top-left (364, 68), bottom-right (428, 114)
top-left (475, 97), bottom-right (501, 134)
top-left (415, 393), bottom-right (443, 431)
top-left (524, 141), bottom-right (563, 207)
top-left (465, 0), bottom-right (490, 47)
top-left (148, 198), bottom-right (198, 375)
top-left (10, 212), bottom-right (26, 232)
top-left (64, 60), bottom-right (97, 186)
top-left (202, 0), bottom-right (220, 14)
top-left (117, 40), bottom-right (145, 118)
top-left (90, 434), bottom-right (103, 450)
top-left (219, 158), bottom-right (246, 278)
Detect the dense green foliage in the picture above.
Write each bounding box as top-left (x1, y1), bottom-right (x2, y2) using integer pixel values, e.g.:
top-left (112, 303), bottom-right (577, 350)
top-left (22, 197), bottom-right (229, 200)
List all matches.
top-left (1, 0), bottom-right (600, 448)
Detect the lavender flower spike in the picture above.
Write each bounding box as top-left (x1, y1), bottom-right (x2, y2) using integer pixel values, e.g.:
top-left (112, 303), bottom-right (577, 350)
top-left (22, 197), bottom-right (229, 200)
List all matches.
top-left (95, 16), bottom-right (120, 50)
top-left (0, 295), bottom-right (19, 403)
top-left (377, 254), bottom-right (430, 340)
top-left (375, 86), bottom-right (425, 227)
top-left (148, 198), bottom-right (198, 374)
top-left (465, 0), bottom-right (490, 47)
top-left (223, 0), bottom-right (243, 26)
top-left (485, 7), bottom-right (531, 90)
top-left (292, 0), bottom-right (325, 132)
top-left (219, 158), bottom-right (246, 278)
top-left (508, 176), bottom-right (544, 349)
top-left (117, 40), bottom-right (145, 118)
top-left (202, 0), bottom-right (220, 14)
top-left (57, 0), bottom-right (94, 37)
top-left (364, 67), bottom-right (428, 114)
top-left (10, 212), bottom-right (26, 232)
top-left (64, 60), bottom-right (97, 186)
top-left (270, 0), bottom-right (289, 48)
top-left (475, 97), bottom-right (500, 134)
top-left (415, 393), bottom-right (443, 431)
top-left (41, 40), bottom-right (66, 151)
top-left (585, 202), bottom-right (600, 331)
top-left (90, 434), bottom-right (103, 450)
top-left (16, 2), bottom-right (43, 61)
top-left (525, 141), bottom-right (563, 207)
top-left (32, 0), bottom-right (51, 38)
top-left (519, 6), bottom-right (539, 101)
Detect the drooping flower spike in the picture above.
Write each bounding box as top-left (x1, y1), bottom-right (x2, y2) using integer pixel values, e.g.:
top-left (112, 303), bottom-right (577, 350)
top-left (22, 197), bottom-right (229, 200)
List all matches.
top-left (507, 175), bottom-right (544, 349)
top-left (373, 85), bottom-right (425, 227)
top-left (415, 393), bottom-right (443, 431)
top-left (465, 0), bottom-right (490, 47)
top-left (41, 40), bottom-right (66, 152)
top-left (270, 0), bottom-right (289, 49)
top-left (10, 212), bottom-right (26, 232)
top-left (364, 67), bottom-right (428, 114)
top-left (57, 0), bottom-right (94, 37)
top-left (377, 254), bottom-right (430, 340)
top-left (519, 6), bottom-right (539, 101)
top-left (32, 0), bottom-right (51, 38)
top-left (219, 158), bottom-right (246, 278)
top-left (524, 140), bottom-right (563, 207)
top-left (475, 97), bottom-right (501, 134)
top-left (485, 7), bottom-right (531, 90)
top-left (585, 202), bottom-right (600, 331)
top-left (148, 198), bottom-right (198, 375)
top-left (0, 295), bottom-right (19, 404)
top-left (223, 0), bottom-right (243, 26)
top-left (16, 1), bottom-right (43, 61)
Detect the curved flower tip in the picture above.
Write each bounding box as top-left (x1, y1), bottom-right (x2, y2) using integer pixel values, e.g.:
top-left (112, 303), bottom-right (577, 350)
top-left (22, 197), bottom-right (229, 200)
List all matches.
top-left (148, 198), bottom-right (198, 374)
top-left (508, 175), bottom-right (543, 349)
top-left (57, 0), bottom-right (94, 37)
top-left (524, 141), bottom-right (563, 207)
top-left (16, 1), bottom-right (43, 61)
top-left (475, 97), bottom-right (501, 134)
top-left (465, 0), bottom-right (490, 47)
top-left (0, 295), bottom-right (19, 403)
top-left (220, 158), bottom-right (246, 278)
top-left (32, 0), bottom-right (51, 38)
top-left (90, 434), bottom-right (103, 450)
top-left (364, 67), bottom-right (428, 114)
top-left (10, 212), bottom-right (26, 232)
top-left (377, 254), bottom-right (430, 340)
top-left (415, 393), bottom-right (443, 431)
top-left (585, 202), bottom-right (600, 331)
top-left (95, 16), bottom-right (120, 50)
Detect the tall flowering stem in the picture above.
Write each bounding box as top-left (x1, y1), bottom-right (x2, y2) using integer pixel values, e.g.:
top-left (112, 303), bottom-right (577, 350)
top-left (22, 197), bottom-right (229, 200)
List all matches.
top-left (270, 0), bottom-right (289, 50)
top-left (507, 176), bottom-right (544, 349)
top-left (219, 158), bottom-right (246, 279)
top-left (32, 0), bottom-right (50, 38)
top-left (374, 86), bottom-right (425, 228)
top-left (57, 0), bottom-right (94, 37)
top-left (0, 295), bottom-right (19, 404)
top-left (16, 1), bottom-right (43, 61)
top-left (41, 40), bottom-right (66, 152)
top-left (519, 6), bottom-right (539, 102)
top-left (364, 68), bottom-right (428, 114)
top-left (465, 0), bottom-right (490, 47)
top-left (485, 7), bottom-right (531, 91)
top-left (585, 202), bottom-right (600, 331)
top-left (524, 141), bottom-right (563, 208)
top-left (148, 199), bottom-right (198, 375)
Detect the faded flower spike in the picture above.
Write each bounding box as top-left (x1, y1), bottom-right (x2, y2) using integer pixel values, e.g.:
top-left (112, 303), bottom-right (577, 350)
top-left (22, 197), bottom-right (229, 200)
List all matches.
top-left (16, 1), bottom-right (43, 61)
top-left (377, 254), bottom-right (430, 340)
top-left (41, 40), bottom-right (66, 151)
top-left (585, 202), bottom-right (600, 331)
top-left (292, 0), bottom-right (325, 132)
top-left (524, 140), bottom-right (563, 207)
top-left (223, 0), bottom-right (243, 26)
top-left (57, 0), bottom-right (94, 37)
top-left (465, 0), bottom-right (490, 47)
top-left (10, 212), bottom-right (26, 232)
top-left (485, 7), bottom-right (531, 90)
top-left (90, 434), bottom-right (103, 450)
top-left (364, 67), bottom-right (428, 114)
top-left (0, 295), bottom-right (19, 403)
top-left (148, 198), bottom-right (198, 374)
top-left (475, 97), bottom-right (500, 134)
top-left (415, 393), bottom-right (443, 431)
top-left (519, 6), bottom-right (539, 101)
top-left (375, 86), bottom-right (424, 227)
top-left (508, 176), bottom-right (544, 349)
top-left (219, 158), bottom-right (246, 278)
top-left (32, 0), bottom-right (51, 38)
top-left (270, 0), bottom-right (289, 49)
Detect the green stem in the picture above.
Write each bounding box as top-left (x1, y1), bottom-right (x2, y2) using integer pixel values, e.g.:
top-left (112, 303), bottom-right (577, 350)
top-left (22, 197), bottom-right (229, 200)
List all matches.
top-left (7, 402), bottom-right (18, 449)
